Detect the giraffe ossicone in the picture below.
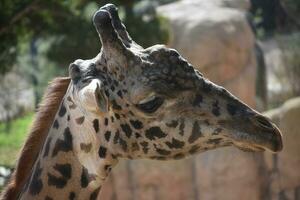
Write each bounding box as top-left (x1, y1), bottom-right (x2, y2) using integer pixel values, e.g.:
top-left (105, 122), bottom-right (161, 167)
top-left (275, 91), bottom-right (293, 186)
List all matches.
top-left (1, 3), bottom-right (283, 200)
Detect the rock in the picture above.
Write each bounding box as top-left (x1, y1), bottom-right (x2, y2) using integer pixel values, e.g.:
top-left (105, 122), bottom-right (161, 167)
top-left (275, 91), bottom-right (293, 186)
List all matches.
top-left (193, 148), bottom-right (262, 200)
top-left (101, 149), bottom-right (267, 200)
top-left (101, 159), bottom-right (196, 200)
top-left (157, 0), bottom-right (256, 107)
top-left (264, 97), bottom-right (300, 199)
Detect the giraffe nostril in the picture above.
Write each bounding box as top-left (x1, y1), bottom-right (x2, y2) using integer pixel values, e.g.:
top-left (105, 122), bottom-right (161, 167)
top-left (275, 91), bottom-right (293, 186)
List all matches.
top-left (254, 115), bottom-right (274, 130)
top-left (249, 114), bottom-right (283, 152)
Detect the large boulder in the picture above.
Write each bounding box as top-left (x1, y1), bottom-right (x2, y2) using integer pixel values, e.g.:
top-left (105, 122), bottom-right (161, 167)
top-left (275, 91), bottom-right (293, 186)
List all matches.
top-left (264, 97), bottom-right (300, 199)
top-left (157, 0), bottom-right (256, 107)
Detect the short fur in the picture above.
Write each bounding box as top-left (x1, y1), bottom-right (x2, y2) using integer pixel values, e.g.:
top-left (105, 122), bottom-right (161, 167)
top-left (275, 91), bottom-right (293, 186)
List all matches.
top-left (0, 77), bottom-right (70, 200)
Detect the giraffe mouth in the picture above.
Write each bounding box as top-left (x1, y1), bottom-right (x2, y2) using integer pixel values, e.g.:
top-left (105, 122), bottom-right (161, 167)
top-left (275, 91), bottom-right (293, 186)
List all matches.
top-left (222, 114), bottom-right (283, 153)
top-left (230, 121), bottom-right (283, 153)
top-left (234, 142), bottom-right (266, 152)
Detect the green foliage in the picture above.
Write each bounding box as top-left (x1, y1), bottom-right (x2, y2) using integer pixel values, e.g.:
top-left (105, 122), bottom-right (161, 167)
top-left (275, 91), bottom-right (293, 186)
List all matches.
top-left (252, 8), bottom-right (266, 39)
top-left (249, 0), bottom-right (298, 38)
top-left (0, 113), bottom-right (33, 166)
top-left (281, 0), bottom-right (300, 21)
top-left (0, 0), bottom-right (75, 74)
top-left (0, 0), bottom-right (172, 75)
top-left (250, 0), bottom-right (278, 37)
top-left (124, 1), bottom-right (170, 48)
top-left (45, 1), bottom-right (100, 67)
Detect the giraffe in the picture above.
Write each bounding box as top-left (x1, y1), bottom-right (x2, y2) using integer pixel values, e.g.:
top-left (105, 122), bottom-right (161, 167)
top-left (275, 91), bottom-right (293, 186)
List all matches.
top-left (1, 4), bottom-right (283, 200)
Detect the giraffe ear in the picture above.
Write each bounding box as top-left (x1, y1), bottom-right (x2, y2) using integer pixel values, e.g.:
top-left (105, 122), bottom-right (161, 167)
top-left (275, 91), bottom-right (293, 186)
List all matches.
top-left (79, 79), bottom-right (108, 113)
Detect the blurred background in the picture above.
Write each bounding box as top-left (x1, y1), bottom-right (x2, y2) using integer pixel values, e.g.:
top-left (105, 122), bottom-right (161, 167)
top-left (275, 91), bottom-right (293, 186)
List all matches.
top-left (0, 0), bottom-right (299, 199)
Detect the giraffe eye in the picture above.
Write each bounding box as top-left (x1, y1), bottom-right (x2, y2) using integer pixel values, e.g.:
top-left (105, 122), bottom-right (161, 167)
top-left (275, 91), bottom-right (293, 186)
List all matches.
top-left (136, 96), bottom-right (164, 113)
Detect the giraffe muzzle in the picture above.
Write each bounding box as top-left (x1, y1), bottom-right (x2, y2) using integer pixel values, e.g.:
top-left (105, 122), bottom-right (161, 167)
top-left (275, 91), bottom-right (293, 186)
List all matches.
top-left (223, 113), bottom-right (283, 153)
top-left (250, 114), bottom-right (283, 153)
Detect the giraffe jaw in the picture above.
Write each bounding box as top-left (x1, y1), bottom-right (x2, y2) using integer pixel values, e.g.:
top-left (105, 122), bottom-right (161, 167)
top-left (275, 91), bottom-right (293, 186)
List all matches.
top-left (217, 112), bottom-right (283, 153)
top-left (230, 124), bottom-right (283, 153)
top-left (234, 142), bottom-right (266, 152)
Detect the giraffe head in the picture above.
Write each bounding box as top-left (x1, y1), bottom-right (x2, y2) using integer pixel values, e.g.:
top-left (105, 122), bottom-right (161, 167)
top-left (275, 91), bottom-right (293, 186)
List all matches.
top-left (68, 4), bottom-right (282, 161)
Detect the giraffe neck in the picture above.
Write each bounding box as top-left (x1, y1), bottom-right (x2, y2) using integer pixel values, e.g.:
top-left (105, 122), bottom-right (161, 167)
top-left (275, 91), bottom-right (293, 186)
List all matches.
top-left (19, 94), bottom-right (118, 200)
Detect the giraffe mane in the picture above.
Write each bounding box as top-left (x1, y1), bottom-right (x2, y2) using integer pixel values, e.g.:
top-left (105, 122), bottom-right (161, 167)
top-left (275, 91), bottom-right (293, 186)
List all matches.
top-left (0, 77), bottom-right (71, 200)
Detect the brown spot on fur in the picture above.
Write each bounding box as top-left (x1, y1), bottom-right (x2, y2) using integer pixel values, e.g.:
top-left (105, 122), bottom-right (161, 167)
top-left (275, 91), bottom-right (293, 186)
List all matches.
top-left (75, 116), bottom-right (85, 125)
top-left (81, 166), bottom-right (97, 188)
top-left (58, 103), bottom-right (67, 117)
top-left (67, 96), bottom-right (77, 109)
top-left (90, 187), bottom-right (101, 200)
top-left (132, 142), bottom-right (140, 151)
top-left (93, 119), bottom-right (99, 133)
top-left (80, 143), bottom-right (92, 153)
top-left (53, 120), bottom-right (59, 129)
